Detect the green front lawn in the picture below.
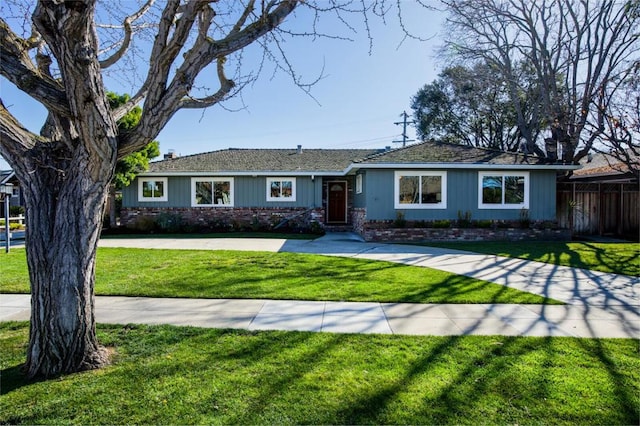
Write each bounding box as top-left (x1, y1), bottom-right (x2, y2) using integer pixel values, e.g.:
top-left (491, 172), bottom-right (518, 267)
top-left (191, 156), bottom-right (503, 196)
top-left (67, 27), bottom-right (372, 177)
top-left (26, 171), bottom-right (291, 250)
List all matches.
top-left (1, 323), bottom-right (638, 425)
top-left (0, 248), bottom-right (556, 304)
top-left (420, 241), bottom-right (639, 276)
top-left (100, 231), bottom-right (319, 240)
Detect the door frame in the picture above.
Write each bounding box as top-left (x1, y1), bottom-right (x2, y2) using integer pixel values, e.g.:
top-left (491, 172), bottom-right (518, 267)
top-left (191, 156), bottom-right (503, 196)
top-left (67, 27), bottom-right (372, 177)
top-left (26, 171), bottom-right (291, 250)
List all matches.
top-left (326, 180), bottom-right (348, 223)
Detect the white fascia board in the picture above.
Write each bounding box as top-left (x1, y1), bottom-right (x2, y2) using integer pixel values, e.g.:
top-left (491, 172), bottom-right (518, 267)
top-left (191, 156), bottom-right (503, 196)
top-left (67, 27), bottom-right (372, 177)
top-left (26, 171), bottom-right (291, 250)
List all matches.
top-left (346, 163), bottom-right (580, 172)
top-left (137, 170), bottom-right (344, 177)
top-left (0, 171), bottom-right (15, 184)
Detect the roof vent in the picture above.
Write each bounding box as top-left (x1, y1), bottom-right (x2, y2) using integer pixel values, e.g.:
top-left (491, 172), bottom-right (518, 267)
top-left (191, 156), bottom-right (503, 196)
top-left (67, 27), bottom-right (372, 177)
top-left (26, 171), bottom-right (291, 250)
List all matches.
top-left (164, 150), bottom-right (178, 160)
top-left (297, 145), bottom-right (303, 154)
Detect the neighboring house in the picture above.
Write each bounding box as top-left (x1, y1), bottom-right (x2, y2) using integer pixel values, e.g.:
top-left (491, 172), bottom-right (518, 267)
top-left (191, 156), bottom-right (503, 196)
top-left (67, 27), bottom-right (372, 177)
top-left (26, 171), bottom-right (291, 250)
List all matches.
top-left (0, 170), bottom-right (24, 208)
top-left (557, 151), bottom-right (639, 238)
top-left (121, 141), bottom-right (578, 240)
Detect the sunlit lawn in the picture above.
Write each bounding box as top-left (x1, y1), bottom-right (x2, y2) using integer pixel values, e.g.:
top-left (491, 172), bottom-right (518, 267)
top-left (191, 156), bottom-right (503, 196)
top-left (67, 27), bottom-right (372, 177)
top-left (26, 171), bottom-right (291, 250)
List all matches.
top-left (0, 248), bottom-right (556, 304)
top-left (420, 241), bottom-right (639, 276)
top-left (0, 322), bottom-right (638, 425)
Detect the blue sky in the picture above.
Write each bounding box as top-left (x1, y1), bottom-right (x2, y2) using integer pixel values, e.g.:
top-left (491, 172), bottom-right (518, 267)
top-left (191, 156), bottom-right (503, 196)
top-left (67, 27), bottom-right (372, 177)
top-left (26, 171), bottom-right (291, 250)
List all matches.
top-left (0, 2), bottom-right (444, 170)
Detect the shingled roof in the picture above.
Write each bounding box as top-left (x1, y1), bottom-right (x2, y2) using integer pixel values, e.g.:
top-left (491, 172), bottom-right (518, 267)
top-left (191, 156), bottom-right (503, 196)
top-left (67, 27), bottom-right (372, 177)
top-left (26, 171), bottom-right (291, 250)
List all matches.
top-left (353, 140), bottom-right (552, 166)
top-left (571, 151), bottom-right (639, 182)
top-left (147, 148), bottom-right (380, 174)
top-left (145, 141), bottom-right (577, 175)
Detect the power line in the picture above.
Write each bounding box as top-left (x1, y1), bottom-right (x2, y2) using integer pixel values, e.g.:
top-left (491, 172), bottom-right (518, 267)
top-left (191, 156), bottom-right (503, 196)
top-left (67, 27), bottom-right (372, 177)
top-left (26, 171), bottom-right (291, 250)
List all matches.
top-left (392, 111), bottom-right (415, 148)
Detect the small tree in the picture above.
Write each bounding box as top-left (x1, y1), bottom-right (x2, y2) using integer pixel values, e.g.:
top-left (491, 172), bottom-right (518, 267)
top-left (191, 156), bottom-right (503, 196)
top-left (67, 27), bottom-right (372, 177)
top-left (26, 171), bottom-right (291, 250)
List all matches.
top-left (106, 93), bottom-right (160, 228)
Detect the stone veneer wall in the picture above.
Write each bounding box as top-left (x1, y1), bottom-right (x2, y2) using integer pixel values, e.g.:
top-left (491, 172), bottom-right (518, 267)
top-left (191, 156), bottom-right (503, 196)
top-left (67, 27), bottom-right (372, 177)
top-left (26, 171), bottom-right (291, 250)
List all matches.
top-left (121, 207), bottom-right (325, 230)
top-left (351, 207), bottom-right (367, 235)
top-left (361, 226), bottom-right (571, 242)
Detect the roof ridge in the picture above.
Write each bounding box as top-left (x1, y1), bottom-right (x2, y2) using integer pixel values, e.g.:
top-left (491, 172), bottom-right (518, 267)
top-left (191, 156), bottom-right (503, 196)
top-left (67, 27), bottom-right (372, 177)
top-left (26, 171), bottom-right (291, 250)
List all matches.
top-left (355, 139), bottom-right (528, 164)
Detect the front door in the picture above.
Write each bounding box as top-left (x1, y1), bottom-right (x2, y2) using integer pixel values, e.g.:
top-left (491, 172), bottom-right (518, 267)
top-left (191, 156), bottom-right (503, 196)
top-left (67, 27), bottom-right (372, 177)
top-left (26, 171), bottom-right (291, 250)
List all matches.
top-left (327, 181), bottom-right (347, 223)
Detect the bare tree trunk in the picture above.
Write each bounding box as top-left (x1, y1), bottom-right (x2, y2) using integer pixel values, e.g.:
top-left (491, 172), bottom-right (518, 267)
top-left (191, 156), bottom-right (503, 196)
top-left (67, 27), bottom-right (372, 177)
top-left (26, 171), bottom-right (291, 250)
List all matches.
top-left (22, 152), bottom-right (112, 379)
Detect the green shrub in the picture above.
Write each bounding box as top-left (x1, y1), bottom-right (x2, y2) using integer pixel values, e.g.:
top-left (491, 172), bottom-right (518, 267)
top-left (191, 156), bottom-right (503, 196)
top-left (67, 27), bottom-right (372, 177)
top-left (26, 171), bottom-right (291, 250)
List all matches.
top-left (475, 220), bottom-right (493, 228)
top-left (519, 208), bottom-right (531, 228)
top-left (155, 213), bottom-right (184, 233)
top-left (432, 219), bottom-right (451, 228)
top-left (9, 206), bottom-right (24, 216)
top-left (457, 210), bottom-right (472, 228)
top-left (309, 220), bottom-right (325, 235)
top-left (127, 216), bottom-right (157, 233)
top-left (393, 211), bottom-right (407, 228)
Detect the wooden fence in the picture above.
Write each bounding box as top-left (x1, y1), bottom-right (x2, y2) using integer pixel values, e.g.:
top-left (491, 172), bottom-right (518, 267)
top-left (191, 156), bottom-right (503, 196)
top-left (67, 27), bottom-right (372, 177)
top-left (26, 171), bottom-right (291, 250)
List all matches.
top-left (557, 182), bottom-right (639, 238)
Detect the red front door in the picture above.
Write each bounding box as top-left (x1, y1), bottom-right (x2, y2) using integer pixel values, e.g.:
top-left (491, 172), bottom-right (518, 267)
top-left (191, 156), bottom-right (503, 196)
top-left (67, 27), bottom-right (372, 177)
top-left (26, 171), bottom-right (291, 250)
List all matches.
top-left (327, 181), bottom-right (347, 223)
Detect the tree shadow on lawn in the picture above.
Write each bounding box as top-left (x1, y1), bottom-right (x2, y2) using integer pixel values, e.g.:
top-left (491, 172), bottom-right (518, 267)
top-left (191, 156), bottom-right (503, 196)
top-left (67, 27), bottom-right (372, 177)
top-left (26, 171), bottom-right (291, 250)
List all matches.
top-left (453, 241), bottom-right (637, 276)
top-left (334, 335), bottom-right (639, 425)
top-left (116, 256), bottom-right (551, 304)
top-left (2, 324), bottom-right (637, 425)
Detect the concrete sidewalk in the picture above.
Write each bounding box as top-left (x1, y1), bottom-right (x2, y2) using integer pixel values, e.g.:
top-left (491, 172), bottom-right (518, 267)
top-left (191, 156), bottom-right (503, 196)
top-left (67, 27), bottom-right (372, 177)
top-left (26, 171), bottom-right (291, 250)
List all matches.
top-left (1, 233), bottom-right (638, 338)
top-left (1, 294), bottom-right (637, 338)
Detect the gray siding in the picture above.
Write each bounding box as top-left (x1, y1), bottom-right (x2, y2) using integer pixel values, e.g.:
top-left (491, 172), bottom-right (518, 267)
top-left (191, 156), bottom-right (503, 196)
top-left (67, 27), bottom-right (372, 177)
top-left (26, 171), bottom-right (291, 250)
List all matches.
top-left (363, 169), bottom-right (558, 221)
top-left (123, 175), bottom-right (322, 208)
top-left (353, 172), bottom-right (367, 208)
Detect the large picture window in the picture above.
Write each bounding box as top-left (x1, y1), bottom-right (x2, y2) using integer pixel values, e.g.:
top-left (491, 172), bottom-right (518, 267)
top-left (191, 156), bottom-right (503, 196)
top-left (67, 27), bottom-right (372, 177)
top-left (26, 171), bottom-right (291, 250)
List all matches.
top-left (478, 172), bottom-right (529, 209)
top-left (394, 171), bottom-right (447, 209)
top-left (266, 177), bottom-right (296, 202)
top-left (138, 178), bottom-right (168, 202)
top-left (191, 177), bottom-right (234, 207)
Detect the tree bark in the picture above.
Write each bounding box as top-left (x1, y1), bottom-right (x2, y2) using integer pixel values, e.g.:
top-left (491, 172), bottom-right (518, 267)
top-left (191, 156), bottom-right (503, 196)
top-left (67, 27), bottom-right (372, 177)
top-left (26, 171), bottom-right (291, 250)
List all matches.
top-left (0, 0), bottom-right (303, 379)
top-left (21, 145), bottom-right (113, 378)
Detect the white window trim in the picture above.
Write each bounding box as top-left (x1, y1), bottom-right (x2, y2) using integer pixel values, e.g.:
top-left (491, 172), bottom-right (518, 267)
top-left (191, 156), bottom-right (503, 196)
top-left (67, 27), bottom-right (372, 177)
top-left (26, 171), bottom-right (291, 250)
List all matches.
top-left (138, 177), bottom-right (168, 202)
top-left (394, 171), bottom-right (447, 209)
top-left (266, 177), bottom-right (296, 202)
top-left (355, 174), bottom-right (363, 194)
top-left (478, 171), bottom-right (529, 209)
top-left (191, 177), bottom-right (234, 207)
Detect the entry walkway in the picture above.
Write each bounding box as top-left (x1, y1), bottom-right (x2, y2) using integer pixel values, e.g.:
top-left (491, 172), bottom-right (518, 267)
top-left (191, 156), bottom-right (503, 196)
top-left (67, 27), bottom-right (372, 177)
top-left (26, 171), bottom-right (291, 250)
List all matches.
top-left (1, 233), bottom-right (637, 338)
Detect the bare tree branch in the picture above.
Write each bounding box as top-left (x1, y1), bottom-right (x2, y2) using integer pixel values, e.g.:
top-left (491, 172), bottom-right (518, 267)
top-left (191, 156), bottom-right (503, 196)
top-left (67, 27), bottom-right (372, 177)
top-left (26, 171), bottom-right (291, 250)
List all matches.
top-left (180, 57), bottom-right (236, 109)
top-left (441, 0), bottom-right (640, 164)
top-left (99, 0), bottom-right (156, 69)
top-left (0, 18), bottom-right (69, 117)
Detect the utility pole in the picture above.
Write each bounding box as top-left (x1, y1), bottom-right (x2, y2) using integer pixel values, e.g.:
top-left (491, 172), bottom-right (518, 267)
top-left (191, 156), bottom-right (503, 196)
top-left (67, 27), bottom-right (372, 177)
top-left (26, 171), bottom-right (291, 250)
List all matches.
top-left (393, 111), bottom-right (415, 148)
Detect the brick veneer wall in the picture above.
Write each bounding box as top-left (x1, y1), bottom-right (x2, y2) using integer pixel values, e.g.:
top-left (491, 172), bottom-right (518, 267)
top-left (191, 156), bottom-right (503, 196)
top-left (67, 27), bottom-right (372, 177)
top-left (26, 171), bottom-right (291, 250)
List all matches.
top-left (121, 207), bottom-right (325, 230)
top-left (361, 226), bottom-right (571, 242)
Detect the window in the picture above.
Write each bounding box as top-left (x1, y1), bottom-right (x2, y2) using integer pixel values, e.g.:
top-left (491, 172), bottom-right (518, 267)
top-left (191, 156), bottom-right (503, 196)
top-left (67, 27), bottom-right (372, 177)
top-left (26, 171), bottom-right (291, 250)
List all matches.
top-left (355, 174), bottom-right (363, 194)
top-left (191, 177), bottom-right (234, 207)
top-left (478, 172), bottom-right (529, 209)
top-left (266, 177), bottom-right (296, 202)
top-left (138, 178), bottom-right (168, 202)
top-left (394, 171), bottom-right (447, 209)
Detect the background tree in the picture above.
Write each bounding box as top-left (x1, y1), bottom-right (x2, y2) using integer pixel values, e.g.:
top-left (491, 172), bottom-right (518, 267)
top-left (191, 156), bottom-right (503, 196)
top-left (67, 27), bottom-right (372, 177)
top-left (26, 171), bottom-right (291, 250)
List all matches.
top-left (0, 0), bottom-right (416, 379)
top-left (106, 92), bottom-right (160, 228)
top-left (441, 0), bottom-right (640, 163)
top-left (411, 62), bottom-right (542, 151)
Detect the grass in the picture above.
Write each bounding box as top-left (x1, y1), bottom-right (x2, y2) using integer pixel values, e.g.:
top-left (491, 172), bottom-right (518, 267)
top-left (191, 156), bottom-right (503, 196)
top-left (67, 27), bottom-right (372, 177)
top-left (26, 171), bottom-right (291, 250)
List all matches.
top-left (0, 247), bottom-right (556, 304)
top-left (1, 322), bottom-right (638, 425)
top-left (419, 241), bottom-right (640, 276)
top-left (100, 231), bottom-right (319, 240)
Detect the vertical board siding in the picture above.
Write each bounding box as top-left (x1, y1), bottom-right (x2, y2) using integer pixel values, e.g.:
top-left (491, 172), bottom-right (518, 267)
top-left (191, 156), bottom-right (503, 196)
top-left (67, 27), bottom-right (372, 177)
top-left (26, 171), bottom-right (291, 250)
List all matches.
top-left (124, 175), bottom-right (320, 208)
top-left (364, 169), bottom-right (558, 221)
